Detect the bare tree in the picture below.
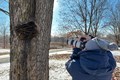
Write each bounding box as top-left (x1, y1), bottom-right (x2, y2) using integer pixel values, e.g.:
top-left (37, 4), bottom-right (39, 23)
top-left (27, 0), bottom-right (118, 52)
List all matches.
top-left (59, 0), bottom-right (108, 36)
top-left (108, 2), bottom-right (120, 45)
top-left (0, 0), bottom-right (9, 48)
top-left (9, 0), bottom-right (54, 80)
top-left (0, 8), bottom-right (9, 15)
top-left (0, 24), bottom-right (9, 48)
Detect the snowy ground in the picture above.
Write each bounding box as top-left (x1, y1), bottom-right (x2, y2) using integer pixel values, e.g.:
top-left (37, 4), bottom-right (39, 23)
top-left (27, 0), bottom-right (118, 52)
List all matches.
top-left (0, 49), bottom-right (10, 54)
top-left (112, 50), bottom-right (120, 56)
top-left (0, 63), bottom-right (9, 80)
top-left (49, 60), bottom-right (72, 80)
top-left (0, 49), bottom-right (120, 80)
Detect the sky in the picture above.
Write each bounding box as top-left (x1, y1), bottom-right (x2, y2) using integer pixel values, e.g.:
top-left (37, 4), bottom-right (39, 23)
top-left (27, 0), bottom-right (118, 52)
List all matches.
top-left (0, 0), bottom-right (119, 36)
top-left (0, 0), bottom-right (9, 25)
top-left (51, 0), bottom-right (59, 36)
top-left (0, 0), bottom-right (9, 35)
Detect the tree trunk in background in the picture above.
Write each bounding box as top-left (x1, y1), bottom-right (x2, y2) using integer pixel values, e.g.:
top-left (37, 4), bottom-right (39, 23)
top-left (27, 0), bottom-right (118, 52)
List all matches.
top-left (3, 30), bottom-right (5, 48)
top-left (9, 0), bottom-right (54, 80)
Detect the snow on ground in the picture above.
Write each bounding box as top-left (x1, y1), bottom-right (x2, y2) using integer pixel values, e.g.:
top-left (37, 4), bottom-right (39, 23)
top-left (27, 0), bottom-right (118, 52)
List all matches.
top-left (117, 63), bottom-right (120, 67)
top-left (0, 49), bottom-right (10, 55)
top-left (0, 55), bottom-right (9, 59)
top-left (0, 63), bottom-right (9, 80)
top-left (112, 50), bottom-right (120, 56)
top-left (49, 60), bottom-right (72, 80)
top-left (49, 50), bottom-right (72, 55)
top-left (0, 60), bottom-right (72, 80)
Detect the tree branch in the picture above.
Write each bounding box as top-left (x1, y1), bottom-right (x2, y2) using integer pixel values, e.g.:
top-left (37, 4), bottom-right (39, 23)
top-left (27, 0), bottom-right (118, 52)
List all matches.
top-left (0, 8), bottom-right (9, 15)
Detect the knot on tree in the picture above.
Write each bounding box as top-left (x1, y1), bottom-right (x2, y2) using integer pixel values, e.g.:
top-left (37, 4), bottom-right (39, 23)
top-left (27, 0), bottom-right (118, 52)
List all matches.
top-left (15, 21), bottom-right (38, 40)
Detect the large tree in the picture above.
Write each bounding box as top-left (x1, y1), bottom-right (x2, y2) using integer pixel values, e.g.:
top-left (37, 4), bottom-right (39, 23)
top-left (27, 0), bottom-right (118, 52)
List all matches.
top-left (59, 0), bottom-right (108, 36)
top-left (9, 0), bottom-right (54, 80)
top-left (108, 1), bottom-right (120, 45)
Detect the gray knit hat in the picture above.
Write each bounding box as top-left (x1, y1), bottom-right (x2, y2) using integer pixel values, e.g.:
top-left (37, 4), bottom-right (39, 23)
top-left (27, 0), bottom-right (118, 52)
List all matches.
top-left (85, 37), bottom-right (118, 51)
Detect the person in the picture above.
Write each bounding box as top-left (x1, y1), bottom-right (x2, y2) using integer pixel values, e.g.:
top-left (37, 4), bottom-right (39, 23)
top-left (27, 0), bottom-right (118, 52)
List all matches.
top-left (65, 37), bottom-right (118, 80)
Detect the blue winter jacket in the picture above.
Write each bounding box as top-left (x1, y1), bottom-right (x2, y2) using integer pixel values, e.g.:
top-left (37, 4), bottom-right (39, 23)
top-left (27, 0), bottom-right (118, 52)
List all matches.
top-left (65, 49), bottom-right (116, 80)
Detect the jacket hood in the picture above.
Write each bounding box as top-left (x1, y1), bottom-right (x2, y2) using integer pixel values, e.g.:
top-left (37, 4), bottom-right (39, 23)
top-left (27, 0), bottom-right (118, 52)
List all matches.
top-left (85, 37), bottom-right (118, 51)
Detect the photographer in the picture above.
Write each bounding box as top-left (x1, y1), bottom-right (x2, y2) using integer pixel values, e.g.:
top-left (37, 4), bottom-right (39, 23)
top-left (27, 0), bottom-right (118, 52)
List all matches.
top-left (66, 35), bottom-right (118, 80)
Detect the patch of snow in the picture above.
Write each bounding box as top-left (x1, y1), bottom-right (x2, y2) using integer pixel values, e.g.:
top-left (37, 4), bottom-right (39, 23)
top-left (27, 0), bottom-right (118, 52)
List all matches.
top-left (49, 50), bottom-right (72, 55)
top-left (0, 63), bottom-right (10, 80)
top-left (119, 47), bottom-right (120, 49)
top-left (112, 51), bottom-right (120, 56)
top-left (117, 63), bottom-right (120, 67)
top-left (0, 54), bottom-right (9, 59)
top-left (49, 60), bottom-right (72, 80)
top-left (0, 49), bottom-right (10, 53)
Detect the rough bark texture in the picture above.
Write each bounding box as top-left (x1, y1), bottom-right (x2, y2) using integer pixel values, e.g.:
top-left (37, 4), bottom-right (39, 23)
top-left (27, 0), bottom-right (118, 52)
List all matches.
top-left (9, 0), bottom-right (54, 80)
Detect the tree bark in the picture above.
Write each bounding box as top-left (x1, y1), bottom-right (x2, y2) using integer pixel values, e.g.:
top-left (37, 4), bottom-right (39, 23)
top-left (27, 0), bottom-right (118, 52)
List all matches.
top-left (9, 0), bottom-right (54, 80)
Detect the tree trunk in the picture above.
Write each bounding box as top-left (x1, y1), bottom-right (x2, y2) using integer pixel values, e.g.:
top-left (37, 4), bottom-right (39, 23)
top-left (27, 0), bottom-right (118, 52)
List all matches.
top-left (3, 31), bottom-right (5, 48)
top-left (9, 0), bottom-right (54, 80)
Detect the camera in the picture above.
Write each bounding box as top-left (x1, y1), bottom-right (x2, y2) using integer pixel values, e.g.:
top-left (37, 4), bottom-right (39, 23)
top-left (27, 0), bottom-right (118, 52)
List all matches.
top-left (67, 37), bottom-right (87, 50)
